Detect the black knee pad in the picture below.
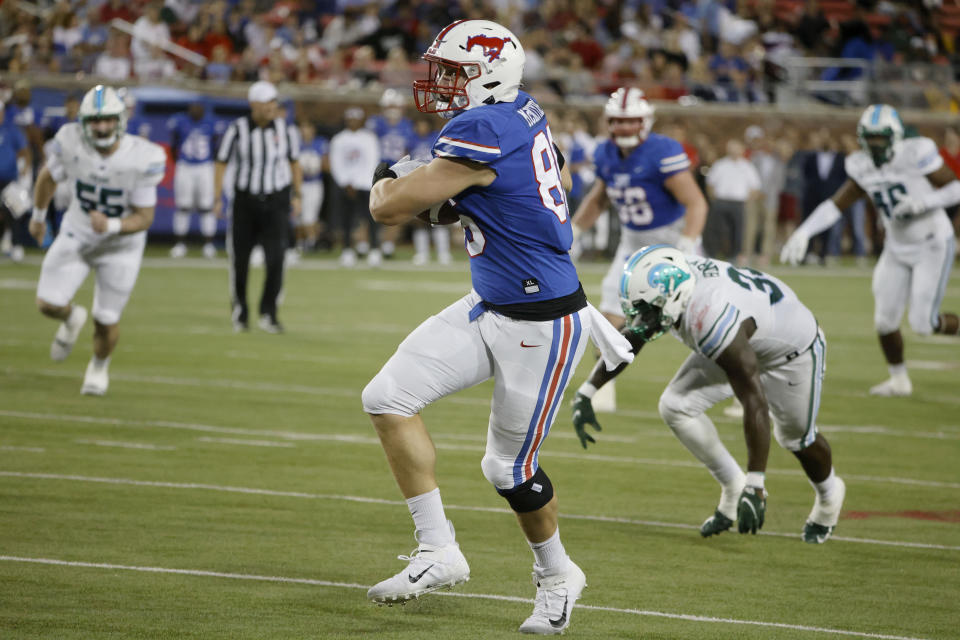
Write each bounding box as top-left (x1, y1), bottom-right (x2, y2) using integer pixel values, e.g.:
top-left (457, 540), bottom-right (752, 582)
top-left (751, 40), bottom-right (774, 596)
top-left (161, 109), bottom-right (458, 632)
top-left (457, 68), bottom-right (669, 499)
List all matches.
top-left (497, 466), bottom-right (554, 513)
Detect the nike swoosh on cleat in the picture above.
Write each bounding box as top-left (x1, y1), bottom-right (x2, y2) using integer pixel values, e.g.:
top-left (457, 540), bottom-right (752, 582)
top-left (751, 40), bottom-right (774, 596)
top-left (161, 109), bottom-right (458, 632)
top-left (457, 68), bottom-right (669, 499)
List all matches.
top-left (408, 564), bottom-right (434, 583)
top-left (549, 597), bottom-right (569, 628)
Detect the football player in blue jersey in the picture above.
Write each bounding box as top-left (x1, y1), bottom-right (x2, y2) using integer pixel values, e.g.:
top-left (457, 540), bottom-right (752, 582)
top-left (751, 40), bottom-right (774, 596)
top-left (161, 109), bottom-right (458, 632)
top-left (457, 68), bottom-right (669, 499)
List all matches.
top-left (570, 88), bottom-right (708, 411)
top-left (366, 88), bottom-right (416, 259)
top-left (361, 19), bottom-right (633, 634)
top-left (168, 103), bottom-right (219, 258)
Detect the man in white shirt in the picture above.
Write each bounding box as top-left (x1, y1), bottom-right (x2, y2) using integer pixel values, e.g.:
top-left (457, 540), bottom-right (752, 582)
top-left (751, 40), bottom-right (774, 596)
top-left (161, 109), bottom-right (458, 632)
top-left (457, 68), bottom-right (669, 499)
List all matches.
top-left (93, 32), bottom-right (132, 81)
top-left (705, 139), bottom-right (761, 261)
top-left (329, 107), bottom-right (381, 267)
top-left (130, 2), bottom-right (170, 63)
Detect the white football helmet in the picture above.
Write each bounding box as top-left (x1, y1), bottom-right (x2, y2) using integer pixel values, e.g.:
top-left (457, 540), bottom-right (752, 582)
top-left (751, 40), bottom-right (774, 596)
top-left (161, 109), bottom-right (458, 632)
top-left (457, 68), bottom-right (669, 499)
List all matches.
top-left (856, 104), bottom-right (903, 167)
top-left (414, 19), bottom-right (525, 118)
top-left (605, 87), bottom-right (655, 149)
top-left (1, 181), bottom-right (31, 219)
top-left (619, 244), bottom-right (696, 341)
top-left (79, 84), bottom-right (127, 149)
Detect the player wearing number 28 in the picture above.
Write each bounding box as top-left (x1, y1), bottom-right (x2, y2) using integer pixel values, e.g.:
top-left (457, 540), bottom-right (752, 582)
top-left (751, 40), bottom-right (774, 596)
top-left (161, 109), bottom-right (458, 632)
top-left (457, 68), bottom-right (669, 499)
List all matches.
top-left (572, 245), bottom-right (845, 544)
top-left (781, 104), bottom-right (960, 397)
top-left (362, 19), bottom-right (633, 635)
top-left (28, 85), bottom-right (166, 396)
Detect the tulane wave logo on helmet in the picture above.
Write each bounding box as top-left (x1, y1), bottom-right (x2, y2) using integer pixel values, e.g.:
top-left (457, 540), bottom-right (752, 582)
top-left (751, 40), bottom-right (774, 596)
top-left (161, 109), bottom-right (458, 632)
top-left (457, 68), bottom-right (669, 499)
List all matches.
top-left (647, 264), bottom-right (690, 296)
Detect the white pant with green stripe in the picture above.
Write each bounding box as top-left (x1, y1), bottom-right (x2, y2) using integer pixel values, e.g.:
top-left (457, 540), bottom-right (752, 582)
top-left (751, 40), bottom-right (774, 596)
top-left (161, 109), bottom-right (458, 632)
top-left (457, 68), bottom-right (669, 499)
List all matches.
top-left (659, 329), bottom-right (827, 452)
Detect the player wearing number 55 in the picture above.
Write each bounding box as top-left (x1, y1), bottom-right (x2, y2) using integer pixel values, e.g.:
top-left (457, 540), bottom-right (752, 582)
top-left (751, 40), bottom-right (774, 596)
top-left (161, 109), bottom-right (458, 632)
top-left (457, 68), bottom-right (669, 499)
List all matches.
top-left (572, 245), bottom-right (846, 544)
top-left (361, 19), bottom-right (633, 635)
top-left (28, 85), bottom-right (166, 396)
top-left (781, 104), bottom-right (960, 398)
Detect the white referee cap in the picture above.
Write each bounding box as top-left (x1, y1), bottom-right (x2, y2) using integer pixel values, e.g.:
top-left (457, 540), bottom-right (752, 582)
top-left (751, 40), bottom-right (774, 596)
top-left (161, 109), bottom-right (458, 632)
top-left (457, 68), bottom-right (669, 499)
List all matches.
top-left (248, 81), bottom-right (278, 103)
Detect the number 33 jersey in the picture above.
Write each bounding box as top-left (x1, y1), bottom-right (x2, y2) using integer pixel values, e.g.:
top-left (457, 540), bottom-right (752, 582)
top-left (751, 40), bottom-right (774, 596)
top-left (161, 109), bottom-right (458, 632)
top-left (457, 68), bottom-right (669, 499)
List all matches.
top-left (845, 137), bottom-right (954, 256)
top-left (46, 123), bottom-right (167, 236)
top-left (674, 256), bottom-right (818, 366)
top-left (593, 133), bottom-right (689, 232)
top-left (432, 91), bottom-right (579, 306)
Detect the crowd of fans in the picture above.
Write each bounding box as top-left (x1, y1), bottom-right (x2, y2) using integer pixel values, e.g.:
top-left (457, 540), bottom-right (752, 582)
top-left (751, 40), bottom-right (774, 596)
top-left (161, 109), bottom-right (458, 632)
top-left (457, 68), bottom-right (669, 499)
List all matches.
top-left (2, 0), bottom-right (960, 109)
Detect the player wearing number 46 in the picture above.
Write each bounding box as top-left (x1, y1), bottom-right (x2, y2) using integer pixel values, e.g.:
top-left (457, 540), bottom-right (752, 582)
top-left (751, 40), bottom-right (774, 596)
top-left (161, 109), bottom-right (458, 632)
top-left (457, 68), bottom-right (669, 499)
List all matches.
top-left (781, 104), bottom-right (960, 397)
top-left (569, 87), bottom-right (708, 412)
top-left (362, 19), bottom-right (634, 635)
top-left (28, 85), bottom-right (166, 396)
top-left (572, 245), bottom-right (846, 544)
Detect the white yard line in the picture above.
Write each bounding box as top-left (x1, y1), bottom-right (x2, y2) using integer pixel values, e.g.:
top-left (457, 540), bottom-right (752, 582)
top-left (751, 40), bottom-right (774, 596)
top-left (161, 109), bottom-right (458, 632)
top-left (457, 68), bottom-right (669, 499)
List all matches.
top-left (196, 437), bottom-right (294, 448)
top-left (1, 471), bottom-right (956, 552)
top-left (75, 439), bottom-right (176, 451)
top-left (0, 555), bottom-right (935, 640)
top-left (3, 409), bottom-right (958, 489)
top-left (0, 445), bottom-right (45, 453)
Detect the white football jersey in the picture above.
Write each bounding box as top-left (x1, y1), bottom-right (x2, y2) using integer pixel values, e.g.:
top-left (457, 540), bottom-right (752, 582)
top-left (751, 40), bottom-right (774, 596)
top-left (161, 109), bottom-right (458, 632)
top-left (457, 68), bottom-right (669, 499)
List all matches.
top-left (46, 123), bottom-right (167, 234)
top-left (845, 137), bottom-right (954, 253)
top-left (673, 256), bottom-right (818, 367)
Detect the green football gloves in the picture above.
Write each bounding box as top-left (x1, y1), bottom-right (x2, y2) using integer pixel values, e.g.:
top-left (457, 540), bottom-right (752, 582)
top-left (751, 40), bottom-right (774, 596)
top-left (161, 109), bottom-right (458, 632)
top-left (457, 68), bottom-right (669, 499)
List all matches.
top-left (737, 487), bottom-right (767, 534)
top-left (571, 392), bottom-right (602, 449)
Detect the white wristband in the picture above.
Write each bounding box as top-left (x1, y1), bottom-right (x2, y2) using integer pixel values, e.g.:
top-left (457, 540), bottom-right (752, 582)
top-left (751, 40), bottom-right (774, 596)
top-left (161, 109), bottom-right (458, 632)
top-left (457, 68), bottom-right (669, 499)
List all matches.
top-left (745, 471), bottom-right (765, 490)
top-left (577, 382), bottom-right (598, 399)
top-left (105, 218), bottom-right (122, 235)
top-left (31, 206), bottom-right (47, 223)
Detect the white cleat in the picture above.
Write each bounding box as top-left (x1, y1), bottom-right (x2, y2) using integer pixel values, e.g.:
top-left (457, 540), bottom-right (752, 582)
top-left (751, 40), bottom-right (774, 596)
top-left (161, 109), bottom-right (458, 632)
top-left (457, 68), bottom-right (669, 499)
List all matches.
top-left (10, 245), bottom-right (24, 263)
top-left (80, 359), bottom-right (109, 396)
top-left (339, 248), bottom-right (357, 268)
top-left (412, 252), bottom-right (429, 266)
top-left (438, 252), bottom-right (452, 266)
top-left (169, 242), bottom-right (188, 258)
top-left (519, 560), bottom-right (587, 635)
top-left (803, 477), bottom-right (846, 544)
top-left (869, 376), bottom-right (912, 397)
top-left (592, 379), bottom-right (616, 413)
top-left (367, 522), bottom-right (470, 605)
top-left (367, 248), bottom-right (383, 268)
top-left (50, 305), bottom-right (88, 362)
top-left (202, 242), bottom-right (217, 259)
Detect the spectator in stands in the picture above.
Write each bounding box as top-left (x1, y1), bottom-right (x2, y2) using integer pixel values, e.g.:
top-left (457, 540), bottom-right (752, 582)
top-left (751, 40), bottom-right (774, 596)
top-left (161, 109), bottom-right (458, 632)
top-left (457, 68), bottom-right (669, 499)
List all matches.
top-left (78, 6), bottom-right (110, 66)
top-left (131, 2), bottom-right (171, 65)
top-left (321, 4), bottom-right (379, 54)
top-left (704, 138), bottom-right (762, 262)
top-left (709, 41), bottom-right (749, 85)
top-left (793, 0), bottom-right (830, 54)
top-left (134, 44), bottom-right (177, 80)
top-left (204, 44), bottom-right (233, 82)
top-left (94, 32), bottom-right (132, 81)
top-left (53, 12), bottom-right (83, 57)
top-left (100, 0), bottom-right (135, 25)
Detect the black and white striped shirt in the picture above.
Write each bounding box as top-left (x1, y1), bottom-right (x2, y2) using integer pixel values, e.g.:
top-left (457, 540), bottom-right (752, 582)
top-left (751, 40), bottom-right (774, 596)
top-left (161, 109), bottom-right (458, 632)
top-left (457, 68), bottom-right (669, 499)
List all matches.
top-left (216, 115), bottom-right (300, 195)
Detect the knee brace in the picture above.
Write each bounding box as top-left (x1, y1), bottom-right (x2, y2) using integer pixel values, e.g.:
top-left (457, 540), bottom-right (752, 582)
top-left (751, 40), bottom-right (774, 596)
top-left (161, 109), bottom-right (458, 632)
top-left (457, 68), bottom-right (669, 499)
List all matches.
top-left (496, 466), bottom-right (554, 513)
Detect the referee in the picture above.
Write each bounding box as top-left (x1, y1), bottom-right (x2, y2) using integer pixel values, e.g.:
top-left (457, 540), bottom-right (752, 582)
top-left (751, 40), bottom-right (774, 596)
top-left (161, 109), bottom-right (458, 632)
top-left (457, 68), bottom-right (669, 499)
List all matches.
top-left (214, 81), bottom-right (302, 334)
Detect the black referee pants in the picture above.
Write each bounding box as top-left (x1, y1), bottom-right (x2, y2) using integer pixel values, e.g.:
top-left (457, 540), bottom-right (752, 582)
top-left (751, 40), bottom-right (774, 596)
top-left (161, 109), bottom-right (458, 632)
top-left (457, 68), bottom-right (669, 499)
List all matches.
top-left (228, 189), bottom-right (289, 322)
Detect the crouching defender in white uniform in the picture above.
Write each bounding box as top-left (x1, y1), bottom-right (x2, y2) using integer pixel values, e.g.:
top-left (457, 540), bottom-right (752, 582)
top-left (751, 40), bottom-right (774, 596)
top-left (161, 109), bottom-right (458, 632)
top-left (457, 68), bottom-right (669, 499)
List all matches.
top-left (572, 245), bottom-right (846, 543)
top-left (361, 20), bottom-right (632, 634)
top-left (28, 85), bottom-right (166, 395)
top-left (782, 104), bottom-right (960, 397)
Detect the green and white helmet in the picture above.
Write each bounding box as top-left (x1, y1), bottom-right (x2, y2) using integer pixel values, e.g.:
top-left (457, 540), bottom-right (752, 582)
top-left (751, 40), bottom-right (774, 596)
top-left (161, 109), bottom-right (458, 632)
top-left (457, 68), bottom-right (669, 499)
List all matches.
top-left (856, 104), bottom-right (903, 168)
top-left (79, 84), bottom-right (127, 149)
top-left (618, 244), bottom-right (696, 342)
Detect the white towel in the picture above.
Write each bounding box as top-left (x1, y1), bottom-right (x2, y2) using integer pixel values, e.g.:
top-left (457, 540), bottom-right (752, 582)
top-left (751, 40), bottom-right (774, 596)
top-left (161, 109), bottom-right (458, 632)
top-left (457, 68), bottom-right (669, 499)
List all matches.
top-left (586, 303), bottom-right (634, 371)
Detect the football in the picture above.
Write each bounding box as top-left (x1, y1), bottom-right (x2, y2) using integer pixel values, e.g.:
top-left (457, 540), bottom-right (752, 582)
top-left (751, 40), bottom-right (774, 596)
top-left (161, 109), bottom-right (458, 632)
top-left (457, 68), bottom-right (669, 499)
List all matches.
top-left (417, 201), bottom-right (460, 225)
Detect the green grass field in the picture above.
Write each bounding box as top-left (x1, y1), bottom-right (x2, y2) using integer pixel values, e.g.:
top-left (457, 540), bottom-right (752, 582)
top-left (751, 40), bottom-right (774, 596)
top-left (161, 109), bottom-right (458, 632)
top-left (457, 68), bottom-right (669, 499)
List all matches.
top-left (1, 250), bottom-right (958, 639)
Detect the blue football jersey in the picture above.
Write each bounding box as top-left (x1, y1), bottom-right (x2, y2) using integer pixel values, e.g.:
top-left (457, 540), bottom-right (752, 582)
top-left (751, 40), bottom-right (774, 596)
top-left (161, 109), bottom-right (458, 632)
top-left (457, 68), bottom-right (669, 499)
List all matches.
top-left (168, 114), bottom-right (217, 164)
top-left (300, 136), bottom-right (328, 183)
top-left (433, 91), bottom-right (580, 306)
top-left (593, 133), bottom-right (690, 231)
top-left (366, 115), bottom-right (415, 163)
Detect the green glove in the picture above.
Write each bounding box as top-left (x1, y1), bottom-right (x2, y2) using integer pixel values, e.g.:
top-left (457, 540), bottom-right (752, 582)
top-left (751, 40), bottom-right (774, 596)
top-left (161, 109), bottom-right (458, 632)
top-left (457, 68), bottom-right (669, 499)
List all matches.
top-left (571, 392), bottom-right (602, 449)
top-left (737, 487), bottom-right (766, 534)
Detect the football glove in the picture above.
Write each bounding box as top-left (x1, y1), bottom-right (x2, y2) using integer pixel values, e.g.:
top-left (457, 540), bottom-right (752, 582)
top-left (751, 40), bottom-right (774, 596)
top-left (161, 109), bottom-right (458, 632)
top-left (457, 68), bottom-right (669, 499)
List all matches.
top-left (737, 487), bottom-right (766, 534)
top-left (571, 392), bottom-right (602, 449)
top-left (372, 162), bottom-right (397, 185)
top-left (891, 197), bottom-right (925, 221)
top-left (779, 229), bottom-right (809, 265)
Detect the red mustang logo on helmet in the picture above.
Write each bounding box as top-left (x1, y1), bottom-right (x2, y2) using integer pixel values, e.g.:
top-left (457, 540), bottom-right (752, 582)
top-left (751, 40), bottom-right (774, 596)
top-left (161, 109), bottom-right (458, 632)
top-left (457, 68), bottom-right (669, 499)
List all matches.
top-left (465, 34), bottom-right (513, 62)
